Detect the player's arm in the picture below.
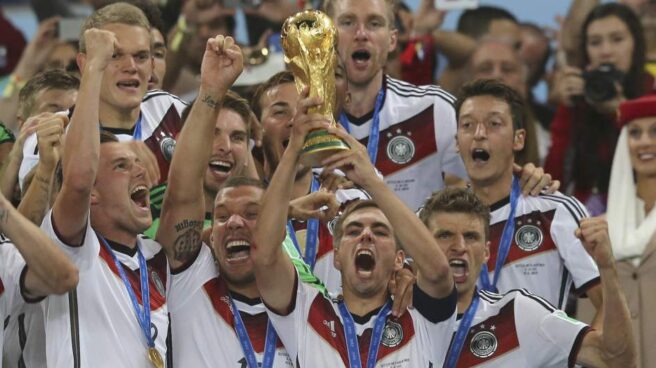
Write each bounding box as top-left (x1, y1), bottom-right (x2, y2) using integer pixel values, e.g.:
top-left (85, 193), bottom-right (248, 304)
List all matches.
top-left (0, 190), bottom-right (78, 297)
top-left (157, 36), bottom-right (243, 270)
top-left (323, 127), bottom-right (453, 299)
top-left (52, 29), bottom-right (115, 245)
top-left (18, 114), bottom-right (65, 225)
top-left (251, 90), bottom-right (331, 313)
top-left (575, 217), bottom-right (636, 368)
top-left (584, 282), bottom-right (604, 330)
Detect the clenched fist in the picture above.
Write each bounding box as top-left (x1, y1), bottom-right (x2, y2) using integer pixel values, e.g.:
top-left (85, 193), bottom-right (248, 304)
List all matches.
top-left (83, 28), bottom-right (119, 72)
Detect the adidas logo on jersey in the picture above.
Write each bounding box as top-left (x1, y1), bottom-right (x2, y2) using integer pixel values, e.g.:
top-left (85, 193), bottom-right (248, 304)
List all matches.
top-left (323, 320), bottom-right (337, 338)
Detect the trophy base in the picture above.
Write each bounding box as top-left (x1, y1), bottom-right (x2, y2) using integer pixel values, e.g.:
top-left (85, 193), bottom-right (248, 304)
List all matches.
top-left (300, 129), bottom-right (350, 167)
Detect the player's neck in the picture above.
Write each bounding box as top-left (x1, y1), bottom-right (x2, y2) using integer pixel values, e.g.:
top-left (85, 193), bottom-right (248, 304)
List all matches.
top-left (99, 101), bottom-right (140, 130)
top-left (342, 286), bottom-right (389, 317)
top-left (345, 72), bottom-right (384, 119)
top-left (204, 188), bottom-right (216, 219)
top-left (470, 169), bottom-right (514, 206)
top-left (637, 174), bottom-right (656, 213)
top-left (226, 280), bottom-right (260, 299)
top-left (457, 289), bottom-right (476, 314)
top-left (94, 227), bottom-right (138, 249)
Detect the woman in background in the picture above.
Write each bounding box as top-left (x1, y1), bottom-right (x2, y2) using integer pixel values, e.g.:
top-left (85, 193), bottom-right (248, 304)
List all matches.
top-left (606, 95), bottom-right (656, 368)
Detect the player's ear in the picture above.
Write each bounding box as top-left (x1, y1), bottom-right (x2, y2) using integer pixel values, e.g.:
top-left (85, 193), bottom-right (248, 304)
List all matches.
top-left (483, 240), bottom-right (491, 263)
top-left (90, 188), bottom-right (100, 205)
top-left (333, 245), bottom-right (343, 271)
top-left (513, 129), bottom-right (526, 151)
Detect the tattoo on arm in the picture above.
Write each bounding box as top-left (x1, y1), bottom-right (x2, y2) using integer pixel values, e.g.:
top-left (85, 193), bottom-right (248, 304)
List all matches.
top-left (173, 219), bottom-right (204, 262)
top-left (201, 94), bottom-right (219, 109)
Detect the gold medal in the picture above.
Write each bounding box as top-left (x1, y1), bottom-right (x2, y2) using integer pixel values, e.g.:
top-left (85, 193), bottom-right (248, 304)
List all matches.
top-left (147, 347), bottom-right (164, 368)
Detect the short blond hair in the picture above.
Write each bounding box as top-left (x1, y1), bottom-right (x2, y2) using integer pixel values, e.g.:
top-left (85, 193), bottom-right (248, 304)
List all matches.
top-left (79, 2), bottom-right (151, 52)
top-left (322, 0), bottom-right (398, 29)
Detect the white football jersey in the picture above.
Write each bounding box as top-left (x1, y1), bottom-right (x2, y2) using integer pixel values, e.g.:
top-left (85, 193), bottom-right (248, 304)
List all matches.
top-left (169, 244), bottom-right (293, 367)
top-left (483, 192), bottom-right (600, 309)
top-left (19, 90), bottom-right (187, 190)
top-left (0, 240), bottom-right (28, 363)
top-left (266, 273), bottom-right (458, 367)
top-left (449, 289), bottom-right (589, 367)
top-left (2, 303), bottom-right (45, 368)
top-left (41, 211), bottom-right (171, 368)
top-left (341, 76), bottom-right (467, 211)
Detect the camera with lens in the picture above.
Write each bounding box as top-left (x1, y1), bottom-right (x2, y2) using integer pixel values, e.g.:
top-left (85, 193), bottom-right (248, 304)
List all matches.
top-left (581, 63), bottom-right (625, 103)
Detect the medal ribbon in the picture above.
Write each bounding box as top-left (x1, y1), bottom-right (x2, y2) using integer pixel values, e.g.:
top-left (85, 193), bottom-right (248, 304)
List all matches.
top-left (133, 113), bottom-right (143, 140)
top-left (98, 234), bottom-right (155, 350)
top-left (337, 299), bottom-right (392, 368)
top-left (229, 297), bottom-right (278, 368)
top-left (286, 176), bottom-right (320, 270)
top-left (479, 176), bottom-right (521, 292)
top-left (339, 88), bottom-right (385, 164)
top-left (444, 291), bottom-right (480, 368)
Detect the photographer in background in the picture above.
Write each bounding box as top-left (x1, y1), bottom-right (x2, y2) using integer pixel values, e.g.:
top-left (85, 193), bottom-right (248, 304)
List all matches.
top-left (545, 2), bottom-right (654, 215)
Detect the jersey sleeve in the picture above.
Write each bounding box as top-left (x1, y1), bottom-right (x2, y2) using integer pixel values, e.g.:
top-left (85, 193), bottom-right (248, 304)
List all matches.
top-left (264, 272), bottom-right (318, 363)
top-left (549, 195), bottom-right (600, 292)
top-left (433, 98), bottom-right (467, 180)
top-left (411, 285), bottom-right (458, 364)
top-left (168, 244), bottom-right (216, 313)
top-left (40, 209), bottom-right (98, 271)
top-left (514, 291), bottom-right (590, 367)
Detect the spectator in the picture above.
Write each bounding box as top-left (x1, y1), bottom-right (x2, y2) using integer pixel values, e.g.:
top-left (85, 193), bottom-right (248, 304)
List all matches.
top-left (437, 5), bottom-right (520, 93)
top-left (545, 3), bottom-right (652, 215)
top-left (605, 95), bottom-right (656, 368)
top-left (163, 0), bottom-right (236, 98)
top-left (519, 22), bottom-right (555, 130)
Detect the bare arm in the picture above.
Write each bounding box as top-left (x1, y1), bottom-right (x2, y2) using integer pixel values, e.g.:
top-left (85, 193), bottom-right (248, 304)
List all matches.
top-left (432, 30), bottom-right (477, 67)
top-left (0, 118), bottom-right (38, 199)
top-left (560, 0), bottom-right (599, 67)
top-left (52, 29), bottom-right (115, 245)
top-left (576, 217), bottom-right (636, 368)
top-left (18, 114), bottom-right (65, 224)
top-left (157, 35), bottom-right (244, 269)
top-left (0, 144), bottom-right (24, 200)
top-left (323, 127), bottom-right (453, 299)
top-left (251, 91), bottom-right (330, 312)
top-left (0, 191), bottom-right (78, 297)
top-left (585, 283), bottom-right (604, 331)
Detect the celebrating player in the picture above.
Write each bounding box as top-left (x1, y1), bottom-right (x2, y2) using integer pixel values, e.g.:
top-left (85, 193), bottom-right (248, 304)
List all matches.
top-left (454, 79), bottom-right (603, 316)
top-left (251, 95), bottom-right (457, 366)
top-left (420, 187), bottom-right (635, 367)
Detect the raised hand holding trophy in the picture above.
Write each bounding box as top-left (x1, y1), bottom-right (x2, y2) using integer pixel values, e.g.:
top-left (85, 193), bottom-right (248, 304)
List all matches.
top-left (281, 10), bottom-right (350, 167)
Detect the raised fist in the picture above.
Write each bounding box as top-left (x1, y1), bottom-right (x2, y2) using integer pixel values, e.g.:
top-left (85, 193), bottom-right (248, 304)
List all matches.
top-left (200, 35), bottom-right (244, 95)
top-left (83, 28), bottom-right (119, 72)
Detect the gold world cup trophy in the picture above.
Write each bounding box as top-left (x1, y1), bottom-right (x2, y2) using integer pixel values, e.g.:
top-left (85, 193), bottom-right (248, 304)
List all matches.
top-left (281, 10), bottom-right (350, 167)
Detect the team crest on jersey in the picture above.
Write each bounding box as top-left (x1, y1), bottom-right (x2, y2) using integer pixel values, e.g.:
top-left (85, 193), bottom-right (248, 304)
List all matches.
top-left (386, 135), bottom-right (415, 164)
top-left (470, 330), bottom-right (498, 358)
top-left (160, 137), bottom-right (176, 161)
top-left (381, 320), bottom-right (403, 347)
top-left (151, 270), bottom-right (165, 296)
top-left (514, 224), bottom-right (543, 252)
